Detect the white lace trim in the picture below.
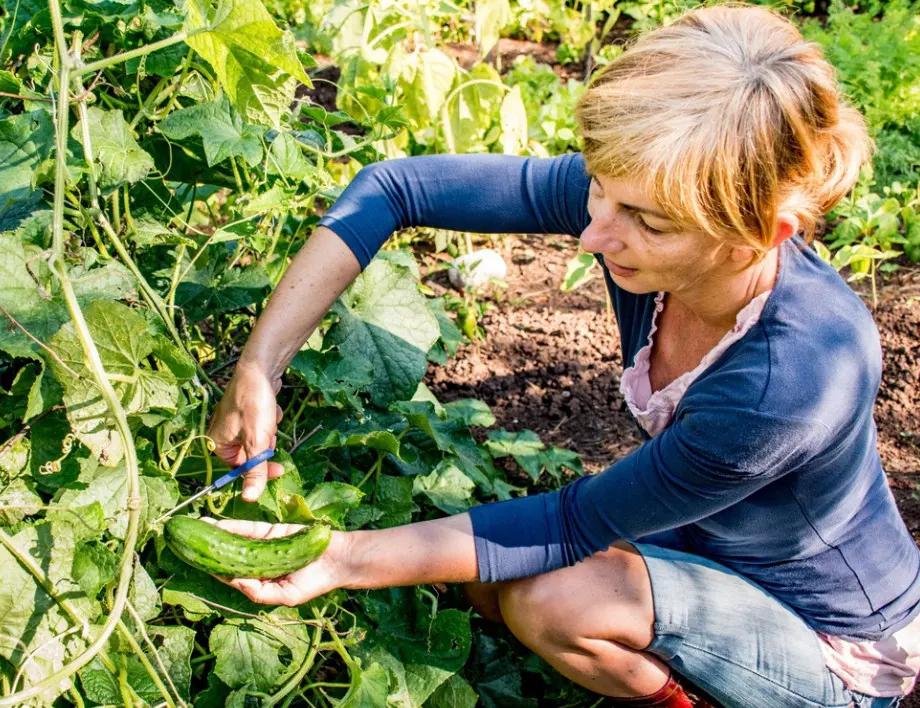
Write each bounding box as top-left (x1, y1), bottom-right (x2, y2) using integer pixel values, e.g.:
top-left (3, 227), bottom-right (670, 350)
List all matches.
top-left (619, 290), bottom-right (773, 438)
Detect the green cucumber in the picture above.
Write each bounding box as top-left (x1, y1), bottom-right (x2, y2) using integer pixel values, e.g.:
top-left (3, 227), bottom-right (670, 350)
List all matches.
top-left (164, 516), bottom-right (331, 579)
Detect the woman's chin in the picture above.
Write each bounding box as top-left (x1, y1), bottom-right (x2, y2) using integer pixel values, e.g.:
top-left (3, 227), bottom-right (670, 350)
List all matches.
top-left (608, 271), bottom-right (658, 294)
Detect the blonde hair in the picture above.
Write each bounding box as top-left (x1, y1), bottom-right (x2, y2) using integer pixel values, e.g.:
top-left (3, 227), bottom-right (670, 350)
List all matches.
top-left (574, 2), bottom-right (874, 254)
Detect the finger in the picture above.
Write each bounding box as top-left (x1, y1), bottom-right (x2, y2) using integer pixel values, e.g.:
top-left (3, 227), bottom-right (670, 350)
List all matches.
top-left (211, 519), bottom-right (277, 538)
top-left (276, 404), bottom-right (283, 423)
top-left (229, 577), bottom-right (301, 606)
top-left (241, 435), bottom-right (272, 502)
top-left (266, 461), bottom-right (285, 480)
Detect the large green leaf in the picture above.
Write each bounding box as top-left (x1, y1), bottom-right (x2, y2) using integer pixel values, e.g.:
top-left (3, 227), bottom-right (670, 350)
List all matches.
top-left (47, 301), bottom-right (180, 466)
top-left (0, 111), bottom-right (54, 228)
top-left (428, 674), bottom-right (479, 708)
top-left (72, 108), bottom-right (154, 190)
top-left (475, 0), bottom-right (512, 59)
top-left (0, 516), bottom-right (103, 695)
top-left (339, 662), bottom-right (391, 707)
top-left (174, 261), bottom-right (271, 322)
top-left (56, 463), bottom-right (178, 539)
top-left (289, 348), bottom-right (373, 412)
top-left (159, 95), bottom-right (265, 167)
top-left (327, 259), bottom-right (439, 406)
top-left (209, 609), bottom-right (308, 692)
top-left (184, 0), bottom-right (310, 127)
top-left (0, 231), bottom-right (135, 359)
top-left (355, 588), bottom-right (472, 707)
top-left (413, 461), bottom-right (475, 515)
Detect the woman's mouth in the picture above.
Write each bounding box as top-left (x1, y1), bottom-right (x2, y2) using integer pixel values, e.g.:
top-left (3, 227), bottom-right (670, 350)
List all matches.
top-left (603, 258), bottom-right (638, 277)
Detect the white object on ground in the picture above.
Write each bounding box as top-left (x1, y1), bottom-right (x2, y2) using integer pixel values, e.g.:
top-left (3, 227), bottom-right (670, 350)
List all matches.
top-left (448, 249), bottom-right (508, 290)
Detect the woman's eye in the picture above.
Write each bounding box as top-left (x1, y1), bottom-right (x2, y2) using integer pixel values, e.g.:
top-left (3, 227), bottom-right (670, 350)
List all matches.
top-left (637, 217), bottom-right (664, 235)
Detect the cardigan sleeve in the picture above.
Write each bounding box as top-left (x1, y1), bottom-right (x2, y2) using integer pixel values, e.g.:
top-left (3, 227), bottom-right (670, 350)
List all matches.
top-left (469, 399), bottom-right (831, 582)
top-left (317, 153), bottom-right (592, 269)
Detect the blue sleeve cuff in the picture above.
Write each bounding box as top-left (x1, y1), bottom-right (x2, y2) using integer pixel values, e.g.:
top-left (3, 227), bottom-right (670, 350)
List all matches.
top-left (468, 491), bottom-right (566, 582)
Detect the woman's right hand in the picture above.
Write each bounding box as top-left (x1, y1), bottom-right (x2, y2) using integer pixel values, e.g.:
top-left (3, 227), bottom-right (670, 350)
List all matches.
top-left (208, 364), bottom-right (286, 501)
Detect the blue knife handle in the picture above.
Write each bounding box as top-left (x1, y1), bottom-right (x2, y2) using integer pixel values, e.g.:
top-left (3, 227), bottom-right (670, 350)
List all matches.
top-left (212, 449), bottom-right (275, 490)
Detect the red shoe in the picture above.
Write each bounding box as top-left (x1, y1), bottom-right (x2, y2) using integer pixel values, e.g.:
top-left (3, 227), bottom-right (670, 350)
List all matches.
top-left (605, 675), bottom-right (721, 707)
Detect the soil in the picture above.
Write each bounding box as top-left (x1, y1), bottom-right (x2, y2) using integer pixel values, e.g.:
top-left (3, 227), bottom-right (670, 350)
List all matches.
top-left (420, 233), bottom-right (920, 707)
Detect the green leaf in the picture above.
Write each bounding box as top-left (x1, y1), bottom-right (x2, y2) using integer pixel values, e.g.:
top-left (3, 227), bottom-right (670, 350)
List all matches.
top-left (72, 108), bottom-right (155, 190)
top-left (561, 251), bottom-right (597, 291)
top-left (175, 261), bottom-right (271, 322)
top-left (413, 461), bottom-right (475, 515)
top-left (0, 229), bottom-right (134, 358)
top-left (289, 348), bottom-right (373, 412)
top-left (0, 70), bottom-right (23, 94)
top-left (339, 662), bottom-right (391, 707)
top-left (374, 475), bottom-right (417, 528)
top-left (267, 131), bottom-right (315, 182)
top-left (443, 399), bottom-right (495, 428)
top-left (318, 427), bottom-right (402, 456)
top-left (184, 0), bottom-right (311, 127)
top-left (282, 482), bottom-right (364, 527)
top-left (209, 610), bottom-right (308, 693)
top-left (130, 563), bottom-right (161, 622)
top-left (159, 95), bottom-right (265, 167)
top-left (161, 569), bottom-right (264, 620)
top-left (0, 111), bottom-right (54, 228)
top-left (475, 0), bottom-right (512, 59)
top-left (327, 259), bottom-right (440, 406)
top-left (0, 476), bottom-right (41, 525)
top-left (57, 463), bottom-right (179, 539)
top-left (355, 589), bottom-right (472, 707)
top-left (47, 301), bottom-right (180, 466)
top-left (210, 620), bottom-right (287, 691)
top-left (540, 446), bottom-right (583, 482)
top-left (0, 518), bottom-right (102, 694)
top-left (72, 541), bottom-right (118, 597)
top-left (146, 625), bottom-right (196, 702)
top-left (79, 656), bottom-right (120, 704)
top-left (428, 673), bottom-right (479, 708)
top-left (485, 429), bottom-right (545, 480)
top-left (499, 85), bottom-right (528, 155)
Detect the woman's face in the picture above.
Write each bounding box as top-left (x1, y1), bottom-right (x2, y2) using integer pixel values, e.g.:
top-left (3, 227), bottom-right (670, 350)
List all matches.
top-left (581, 172), bottom-right (730, 296)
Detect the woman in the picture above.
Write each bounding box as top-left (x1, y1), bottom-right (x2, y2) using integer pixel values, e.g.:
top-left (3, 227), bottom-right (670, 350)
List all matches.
top-left (205, 4), bottom-right (920, 706)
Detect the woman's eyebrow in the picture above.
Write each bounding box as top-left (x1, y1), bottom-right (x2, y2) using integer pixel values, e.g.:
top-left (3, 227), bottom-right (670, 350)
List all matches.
top-left (621, 202), bottom-right (672, 221)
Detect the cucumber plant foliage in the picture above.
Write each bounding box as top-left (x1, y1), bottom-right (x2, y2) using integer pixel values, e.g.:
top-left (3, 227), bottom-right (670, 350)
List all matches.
top-left (0, 0), bottom-right (585, 704)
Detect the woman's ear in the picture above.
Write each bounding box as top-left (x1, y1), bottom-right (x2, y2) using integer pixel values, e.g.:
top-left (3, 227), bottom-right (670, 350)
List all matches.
top-left (772, 212), bottom-right (800, 248)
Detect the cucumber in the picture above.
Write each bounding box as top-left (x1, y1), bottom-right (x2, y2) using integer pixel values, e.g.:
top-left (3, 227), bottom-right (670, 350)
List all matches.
top-left (164, 516), bottom-right (331, 579)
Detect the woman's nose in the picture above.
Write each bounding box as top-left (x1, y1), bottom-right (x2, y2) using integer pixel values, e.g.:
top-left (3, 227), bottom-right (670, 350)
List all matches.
top-left (579, 222), bottom-right (627, 255)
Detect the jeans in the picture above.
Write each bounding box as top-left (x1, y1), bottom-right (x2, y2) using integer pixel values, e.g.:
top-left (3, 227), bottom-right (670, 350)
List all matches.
top-left (633, 543), bottom-right (906, 708)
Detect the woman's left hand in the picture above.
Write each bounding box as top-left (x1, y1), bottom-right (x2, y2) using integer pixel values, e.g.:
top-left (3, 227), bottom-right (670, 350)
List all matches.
top-left (202, 518), bottom-right (348, 606)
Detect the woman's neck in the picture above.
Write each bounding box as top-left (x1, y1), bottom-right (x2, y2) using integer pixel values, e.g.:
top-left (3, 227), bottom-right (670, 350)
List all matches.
top-left (671, 247), bottom-right (780, 331)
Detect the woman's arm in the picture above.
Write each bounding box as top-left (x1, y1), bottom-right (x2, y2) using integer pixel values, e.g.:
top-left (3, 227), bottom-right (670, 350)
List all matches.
top-left (207, 513), bottom-right (478, 606)
top-left (210, 153), bottom-right (591, 500)
top-left (208, 225), bottom-right (361, 500)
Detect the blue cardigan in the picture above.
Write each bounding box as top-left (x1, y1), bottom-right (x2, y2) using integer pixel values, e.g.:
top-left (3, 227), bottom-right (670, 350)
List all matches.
top-left (318, 153), bottom-right (920, 640)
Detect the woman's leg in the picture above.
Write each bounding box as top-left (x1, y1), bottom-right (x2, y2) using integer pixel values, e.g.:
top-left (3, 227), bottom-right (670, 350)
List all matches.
top-left (464, 542), bottom-right (673, 698)
top-left (464, 542), bottom-right (860, 708)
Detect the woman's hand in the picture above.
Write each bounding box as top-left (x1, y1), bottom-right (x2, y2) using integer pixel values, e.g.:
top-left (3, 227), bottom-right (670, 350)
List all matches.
top-left (203, 518), bottom-right (350, 605)
top-left (208, 365), bottom-right (286, 501)
top-left (210, 514), bottom-right (479, 606)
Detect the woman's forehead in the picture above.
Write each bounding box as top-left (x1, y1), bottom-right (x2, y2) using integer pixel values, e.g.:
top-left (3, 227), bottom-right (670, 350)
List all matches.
top-left (592, 173), bottom-right (673, 221)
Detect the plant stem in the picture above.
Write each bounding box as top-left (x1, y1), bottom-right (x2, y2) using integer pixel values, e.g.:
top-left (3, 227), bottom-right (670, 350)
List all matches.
top-left (78, 31), bottom-right (193, 76)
